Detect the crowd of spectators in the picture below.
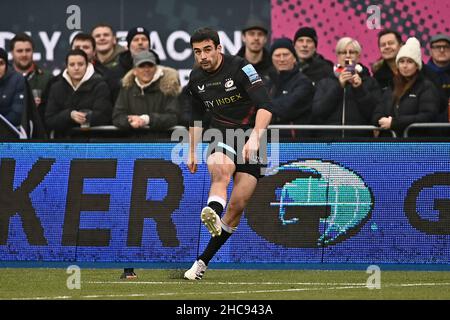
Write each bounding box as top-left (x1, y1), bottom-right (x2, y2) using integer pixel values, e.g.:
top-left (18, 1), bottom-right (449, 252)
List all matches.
top-left (1, 21), bottom-right (449, 140)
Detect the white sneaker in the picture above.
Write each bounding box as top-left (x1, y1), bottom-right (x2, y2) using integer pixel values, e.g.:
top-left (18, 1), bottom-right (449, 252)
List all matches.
top-left (184, 259), bottom-right (208, 280)
top-left (201, 206), bottom-right (222, 237)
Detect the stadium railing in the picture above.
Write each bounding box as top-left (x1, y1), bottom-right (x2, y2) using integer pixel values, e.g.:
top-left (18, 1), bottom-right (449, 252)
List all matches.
top-left (67, 125), bottom-right (396, 136)
top-left (403, 122), bottom-right (450, 138)
top-left (267, 124), bottom-right (397, 138)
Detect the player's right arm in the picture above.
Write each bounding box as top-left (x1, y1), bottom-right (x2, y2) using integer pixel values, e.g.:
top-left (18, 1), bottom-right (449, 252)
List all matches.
top-left (187, 81), bottom-right (205, 174)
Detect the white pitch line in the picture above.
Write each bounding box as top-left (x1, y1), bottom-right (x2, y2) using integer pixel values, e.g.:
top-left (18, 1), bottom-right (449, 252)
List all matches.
top-left (8, 286), bottom-right (365, 300)
top-left (7, 282), bottom-right (450, 300)
top-left (12, 296), bottom-right (73, 300)
top-left (86, 281), bottom-right (368, 286)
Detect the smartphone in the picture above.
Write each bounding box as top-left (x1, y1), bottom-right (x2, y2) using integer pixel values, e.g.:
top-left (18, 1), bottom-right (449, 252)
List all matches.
top-left (345, 59), bottom-right (355, 74)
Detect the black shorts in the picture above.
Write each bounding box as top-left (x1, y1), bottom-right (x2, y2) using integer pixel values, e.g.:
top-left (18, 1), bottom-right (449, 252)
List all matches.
top-left (206, 138), bottom-right (266, 180)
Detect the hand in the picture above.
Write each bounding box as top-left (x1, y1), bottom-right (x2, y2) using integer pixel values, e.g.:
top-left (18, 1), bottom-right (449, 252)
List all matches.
top-left (350, 74), bottom-right (362, 88)
top-left (338, 71), bottom-right (353, 88)
top-left (187, 152), bottom-right (197, 174)
top-left (242, 134), bottom-right (260, 163)
top-left (378, 116), bottom-right (392, 129)
top-left (34, 97), bottom-right (42, 106)
top-left (127, 115), bottom-right (145, 128)
top-left (70, 111), bottom-right (87, 124)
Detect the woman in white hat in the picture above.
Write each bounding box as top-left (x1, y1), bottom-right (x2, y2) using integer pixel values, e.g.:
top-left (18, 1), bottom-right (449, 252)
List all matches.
top-left (373, 37), bottom-right (440, 136)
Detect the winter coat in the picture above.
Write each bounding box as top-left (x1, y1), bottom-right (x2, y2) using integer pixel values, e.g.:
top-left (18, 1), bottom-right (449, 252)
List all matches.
top-left (24, 63), bottom-right (54, 130)
top-left (298, 53), bottom-right (334, 85)
top-left (105, 49), bottom-right (160, 103)
top-left (267, 67), bottom-right (314, 125)
top-left (426, 59), bottom-right (450, 122)
top-left (372, 74), bottom-right (440, 137)
top-left (96, 44), bottom-right (126, 69)
top-left (112, 66), bottom-right (181, 132)
top-left (25, 63), bottom-right (53, 94)
top-left (312, 67), bottom-right (381, 137)
top-left (45, 64), bottom-right (112, 137)
top-left (372, 59), bottom-right (395, 91)
top-left (0, 68), bottom-right (26, 126)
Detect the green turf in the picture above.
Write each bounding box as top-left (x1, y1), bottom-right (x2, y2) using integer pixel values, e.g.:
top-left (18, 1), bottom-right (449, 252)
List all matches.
top-left (1, 268), bottom-right (450, 300)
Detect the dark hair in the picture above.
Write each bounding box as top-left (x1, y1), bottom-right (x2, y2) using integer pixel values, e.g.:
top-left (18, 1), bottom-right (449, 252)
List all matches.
top-left (190, 27), bottom-right (220, 47)
top-left (71, 33), bottom-right (96, 50)
top-left (377, 29), bottom-right (403, 47)
top-left (10, 33), bottom-right (34, 51)
top-left (65, 48), bottom-right (88, 65)
top-left (91, 23), bottom-right (115, 36)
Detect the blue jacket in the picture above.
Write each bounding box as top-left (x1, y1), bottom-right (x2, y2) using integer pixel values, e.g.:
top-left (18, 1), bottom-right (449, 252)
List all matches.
top-left (0, 67), bottom-right (26, 126)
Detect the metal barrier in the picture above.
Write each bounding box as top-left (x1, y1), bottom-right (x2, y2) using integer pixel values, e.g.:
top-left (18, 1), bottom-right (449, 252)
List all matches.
top-left (63, 124), bottom-right (398, 139)
top-left (267, 124), bottom-right (397, 138)
top-left (403, 123), bottom-right (450, 138)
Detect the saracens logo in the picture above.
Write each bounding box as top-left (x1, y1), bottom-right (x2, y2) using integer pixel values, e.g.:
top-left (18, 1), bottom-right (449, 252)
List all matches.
top-left (225, 79), bottom-right (234, 88)
top-left (224, 78), bottom-right (237, 92)
top-left (246, 159), bottom-right (374, 247)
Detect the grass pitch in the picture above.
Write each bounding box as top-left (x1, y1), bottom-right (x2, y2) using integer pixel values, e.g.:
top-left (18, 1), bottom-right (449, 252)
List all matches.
top-left (1, 268), bottom-right (450, 300)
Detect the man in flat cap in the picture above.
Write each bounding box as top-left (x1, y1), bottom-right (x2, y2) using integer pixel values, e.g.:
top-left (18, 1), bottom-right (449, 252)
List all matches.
top-left (236, 17), bottom-right (275, 83)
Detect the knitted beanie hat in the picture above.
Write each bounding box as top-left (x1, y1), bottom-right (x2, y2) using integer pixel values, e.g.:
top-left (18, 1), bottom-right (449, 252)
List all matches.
top-left (126, 26), bottom-right (150, 49)
top-left (293, 27), bottom-right (318, 47)
top-left (396, 37), bottom-right (422, 70)
top-left (270, 37), bottom-right (298, 59)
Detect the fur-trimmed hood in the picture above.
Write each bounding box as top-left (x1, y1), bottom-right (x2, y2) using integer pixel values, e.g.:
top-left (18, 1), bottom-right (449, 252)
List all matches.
top-left (121, 65), bottom-right (181, 96)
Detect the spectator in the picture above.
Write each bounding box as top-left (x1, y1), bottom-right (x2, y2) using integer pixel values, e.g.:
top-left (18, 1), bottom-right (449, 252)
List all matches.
top-left (372, 29), bottom-right (403, 91)
top-left (373, 37), bottom-right (440, 137)
top-left (71, 33), bottom-right (107, 75)
top-left (10, 33), bottom-right (52, 122)
top-left (0, 47), bottom-right (26, 127)
top-left (236, 18), bottom-right (275, 82)
top-left (112, 50), bottom-right (181, 136)
top-left (91, 24), bottom-right (126, 69)
top-left (267, 38), bottom-right (314, 139)
top-left (312, 37), bottom-right (381, 137)
top-left (293, 27), bottom-right (333, 85)
top-left (427, 33), bottom-right (450, 124)
top-left (45, 49), bottom-right (112, 138)
top-left (372, 29), bottom-right (445, 111)
top-left (106, 26), bottom-right (160, 103)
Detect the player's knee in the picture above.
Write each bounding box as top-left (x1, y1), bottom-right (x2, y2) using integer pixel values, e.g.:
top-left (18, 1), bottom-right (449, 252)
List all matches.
top-left (210, 168), bottom-right (232, 184)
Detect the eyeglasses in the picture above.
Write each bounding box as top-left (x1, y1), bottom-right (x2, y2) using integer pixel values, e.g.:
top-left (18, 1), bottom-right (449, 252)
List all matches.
top-left (337, 50), bottom-right (359, 55)
top-left (431, 45), bottom-right (450, 51)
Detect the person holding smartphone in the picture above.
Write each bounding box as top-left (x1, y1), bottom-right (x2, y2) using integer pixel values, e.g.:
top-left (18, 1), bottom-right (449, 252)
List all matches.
top-left (311, 37), bottom-right (381, 137)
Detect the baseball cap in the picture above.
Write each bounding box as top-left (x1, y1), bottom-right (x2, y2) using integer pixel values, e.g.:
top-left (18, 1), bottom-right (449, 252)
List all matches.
top-left (133, 50), bottom-right (157, 67)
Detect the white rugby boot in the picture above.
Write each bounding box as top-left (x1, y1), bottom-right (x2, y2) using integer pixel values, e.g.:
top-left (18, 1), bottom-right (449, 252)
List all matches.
top-left (184, 259), bottom-right (208, 280)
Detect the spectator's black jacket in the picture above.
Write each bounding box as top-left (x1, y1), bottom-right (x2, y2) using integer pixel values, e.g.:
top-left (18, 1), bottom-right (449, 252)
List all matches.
top-left (267, 66), bottom-right (314, 124)
top-left (298, 53), bottom-right (334, 85)
top-left (188, 54), bottom-right (272, 131)
top-left (372, 73), bottom-right (440, 136)
top-left (45, 72), bottom-right (112, 137)
top-left (312, 66), bottom-right (381, 137)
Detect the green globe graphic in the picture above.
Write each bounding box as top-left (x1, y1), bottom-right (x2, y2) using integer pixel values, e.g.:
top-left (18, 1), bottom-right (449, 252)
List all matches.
top-left (271, 160), bottom-right (373, 245)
